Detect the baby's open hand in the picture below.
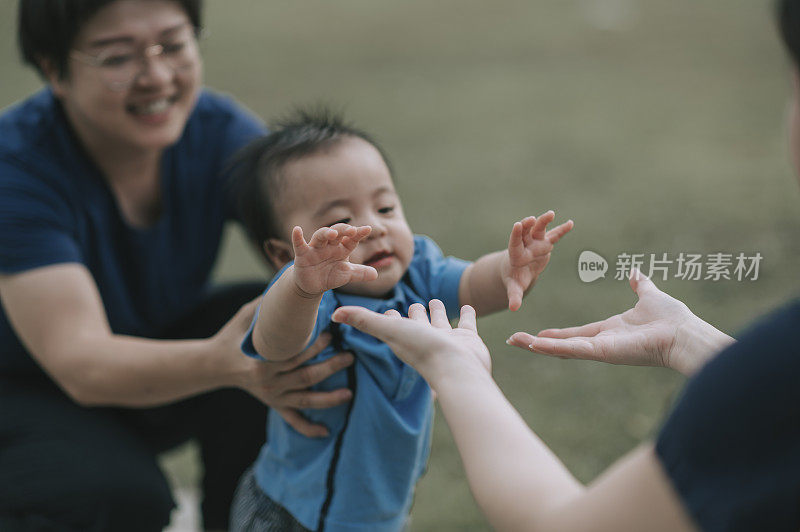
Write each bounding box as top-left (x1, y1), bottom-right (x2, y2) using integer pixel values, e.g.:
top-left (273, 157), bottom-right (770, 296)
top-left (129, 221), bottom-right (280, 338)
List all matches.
top-left (292, 224), bottom-right (378, 296)
top-left (503, 211), bottom-right (573, 311)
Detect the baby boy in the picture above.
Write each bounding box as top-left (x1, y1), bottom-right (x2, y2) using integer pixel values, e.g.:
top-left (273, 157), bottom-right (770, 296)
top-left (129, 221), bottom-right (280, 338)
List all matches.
top-left (230, 109), bottom-right (573, 532)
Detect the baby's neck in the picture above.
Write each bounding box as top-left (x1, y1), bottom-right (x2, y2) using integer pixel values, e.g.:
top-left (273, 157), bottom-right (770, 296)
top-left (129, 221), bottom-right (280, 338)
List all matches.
top-left (334, 285), bottom-right (398, 300)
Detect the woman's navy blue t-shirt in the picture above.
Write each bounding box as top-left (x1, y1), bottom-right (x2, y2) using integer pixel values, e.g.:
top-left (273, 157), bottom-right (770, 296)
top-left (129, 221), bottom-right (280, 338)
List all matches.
top-left (656, 300), bottom-right (800, 531)
top-left (0, 89), bottom-right (266, 375)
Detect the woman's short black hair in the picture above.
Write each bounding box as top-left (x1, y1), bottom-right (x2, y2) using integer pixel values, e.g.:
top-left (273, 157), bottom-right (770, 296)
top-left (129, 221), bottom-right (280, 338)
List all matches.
top-left (18, 0), bottom-right (203, 79)
top-left (229, 106), bottom-right (393, 265)
top-left (779, 0), bottom-right (800, 67)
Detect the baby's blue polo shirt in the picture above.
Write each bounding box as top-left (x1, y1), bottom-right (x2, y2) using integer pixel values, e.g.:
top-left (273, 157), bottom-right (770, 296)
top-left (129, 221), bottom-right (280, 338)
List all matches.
top-left (0, 89), bottom-right (266, 375)
top-left (242, 235), bottom-right (469, 532)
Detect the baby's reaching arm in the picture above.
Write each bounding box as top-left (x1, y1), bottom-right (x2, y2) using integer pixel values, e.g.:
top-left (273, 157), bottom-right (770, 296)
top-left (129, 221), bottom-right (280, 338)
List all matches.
top-left (459, 211), bottom-right (573, 316)
top-left (251, 224), bottom-right (377, 361)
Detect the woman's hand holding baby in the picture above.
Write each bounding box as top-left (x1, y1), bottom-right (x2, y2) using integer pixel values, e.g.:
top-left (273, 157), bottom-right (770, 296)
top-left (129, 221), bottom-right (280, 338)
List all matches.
top-left (502, 211), bottom-right (573, 311)
top-left (291, 224), bottom-right (378, 296)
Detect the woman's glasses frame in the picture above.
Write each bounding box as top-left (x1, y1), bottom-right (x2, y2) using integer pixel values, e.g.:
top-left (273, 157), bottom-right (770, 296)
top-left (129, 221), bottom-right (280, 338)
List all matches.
top-left (69, 27), bottom-right (202, 92)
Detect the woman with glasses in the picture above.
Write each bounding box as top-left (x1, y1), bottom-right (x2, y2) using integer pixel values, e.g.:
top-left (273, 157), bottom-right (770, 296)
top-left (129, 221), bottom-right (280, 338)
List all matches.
top-left (333, 1), bottom-right (800, 530)
top-left (0, 1), bottom-right (354, 530)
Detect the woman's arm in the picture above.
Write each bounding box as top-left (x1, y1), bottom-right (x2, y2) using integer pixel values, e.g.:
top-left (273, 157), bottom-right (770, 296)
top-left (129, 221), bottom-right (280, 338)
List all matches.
top-left (0, 263), bottom-right (353, 437)
top-left (507, 270), bottom-right (734, 376)
top-left (332, 301), bottom-right (695, 531)
top-left (433, 355), bottom-right (693, 531)
top-left (436, 366), bottom-right (694, 531)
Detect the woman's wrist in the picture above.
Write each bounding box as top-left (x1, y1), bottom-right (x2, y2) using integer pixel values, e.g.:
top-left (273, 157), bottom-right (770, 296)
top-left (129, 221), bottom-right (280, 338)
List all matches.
top-left (424, 354), bottom-right (492, 393)
top-left (205, 333), bottom-right (250, 389)
top-left (671, 314), bottom-right (735, 376)
top-left (431, 367), bottom-right (489, 403)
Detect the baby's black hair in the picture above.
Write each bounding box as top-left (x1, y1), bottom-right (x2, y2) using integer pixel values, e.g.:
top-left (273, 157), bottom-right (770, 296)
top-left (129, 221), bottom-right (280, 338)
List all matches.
top-left (230, 106), bottom-right (393, 264)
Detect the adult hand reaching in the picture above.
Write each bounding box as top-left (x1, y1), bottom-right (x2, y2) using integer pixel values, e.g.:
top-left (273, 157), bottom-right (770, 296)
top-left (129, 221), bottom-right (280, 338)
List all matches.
top-left (215, 298), bottom-right (355, 438)
top-left (332, 299), bottom-right (491, 386)
top-left (507, 269), bottom-right (734, 376)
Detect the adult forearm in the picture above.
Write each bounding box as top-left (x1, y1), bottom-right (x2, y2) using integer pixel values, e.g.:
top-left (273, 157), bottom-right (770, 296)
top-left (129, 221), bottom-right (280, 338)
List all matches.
top-left (1, 264), bottom-right (257, 407)
top-left (58, 333), bottom-right (237, 407)
top-left (434, 368), bottom-right (584, 531)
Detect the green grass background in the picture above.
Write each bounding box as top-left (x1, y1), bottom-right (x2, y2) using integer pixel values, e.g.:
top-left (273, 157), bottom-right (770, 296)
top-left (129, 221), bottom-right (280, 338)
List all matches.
top-left (2, 1), bottom-right (799, 529)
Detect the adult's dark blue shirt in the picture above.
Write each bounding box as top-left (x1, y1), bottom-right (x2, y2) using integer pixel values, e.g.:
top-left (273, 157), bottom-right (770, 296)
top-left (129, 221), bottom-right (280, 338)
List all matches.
top-left (656, 300), bottom-right (800, 531)
top-left (0, 89), bottom-right (266, 376)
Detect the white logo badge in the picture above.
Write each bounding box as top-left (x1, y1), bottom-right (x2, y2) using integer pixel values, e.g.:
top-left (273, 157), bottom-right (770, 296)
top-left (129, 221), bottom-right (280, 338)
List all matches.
top-left (578, 250), bottom-right (608, 283)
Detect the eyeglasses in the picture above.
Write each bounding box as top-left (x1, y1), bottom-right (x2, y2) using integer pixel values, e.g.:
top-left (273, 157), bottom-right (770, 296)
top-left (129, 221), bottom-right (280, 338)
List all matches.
top-left (70, 28), bottom-right (200, 92)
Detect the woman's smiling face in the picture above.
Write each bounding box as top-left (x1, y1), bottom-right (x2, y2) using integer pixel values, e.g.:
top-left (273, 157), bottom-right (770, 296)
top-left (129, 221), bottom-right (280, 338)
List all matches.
top-left (48, 0), bottom-right (202, 153)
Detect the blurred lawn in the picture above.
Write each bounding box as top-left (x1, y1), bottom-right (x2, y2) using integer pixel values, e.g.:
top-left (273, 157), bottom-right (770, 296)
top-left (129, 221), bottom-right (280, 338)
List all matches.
top-left (2, 1), bottom-right (799, 529)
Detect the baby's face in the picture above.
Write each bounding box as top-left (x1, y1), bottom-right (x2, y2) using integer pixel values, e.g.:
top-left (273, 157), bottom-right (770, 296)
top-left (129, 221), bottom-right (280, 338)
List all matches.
top-left (275, 136), bottom-right (414, 298)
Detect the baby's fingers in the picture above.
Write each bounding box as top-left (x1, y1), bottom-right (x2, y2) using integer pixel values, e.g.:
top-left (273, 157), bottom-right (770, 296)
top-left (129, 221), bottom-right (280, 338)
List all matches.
top-left (307, 226), bottom-right (339, 249)
top-left (530, 210), bottom-right (555, 241)
top-left (347, 263), bottom-right (378, 282)
top-left (545, 220), bottom-right (574, 244)
top-left (352, 225), bottom-right (372, 241)
top-left (513, 216), bottom-right (535, 247)
top-left (507, 279), bottom-right (523, 312)
top-left (291, 226), bottom-right (310, 253)
top-left (507, 220), bottom-right (525, 256)
top-left (341, 226), bottom-right (373, 252)
top-left (328, 223), bottom-right (357, 237)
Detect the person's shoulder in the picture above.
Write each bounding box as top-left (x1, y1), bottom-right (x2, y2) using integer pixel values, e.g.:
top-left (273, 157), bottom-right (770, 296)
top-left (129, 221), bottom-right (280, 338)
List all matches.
top-left (178, 89), bottom-right (267, 165)
top-left (405, 234), bottom-right (468, 316)
top-left (0, 89), bottom-right (62, 165)
top-left (755, 297), bottom-right (800, 331)
top-left (407, 233), bottom-right (470, 274)
top-left (189, 88), bottom-right (266, 132)
top-left (674, 297), bottom-right (800, 408)
top-left (723, 297), bottom-right (800, 364)
top-left (405, 235), bottom-right (441, 273)
top-left (656, 298), bottom-right (800, 531)
top-left (410, 234), bottom-right (442, 260)
top-left (193, 88), bottom-right (243, 116)
top-left (0, 90), bottom-right (77, 201)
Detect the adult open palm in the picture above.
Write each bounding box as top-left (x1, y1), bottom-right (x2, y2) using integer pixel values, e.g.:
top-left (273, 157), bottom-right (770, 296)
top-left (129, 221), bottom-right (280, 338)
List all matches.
top-left (506, 270), bottom-right (720, 375)
top-left (332, 300), bottom-right (492, 385)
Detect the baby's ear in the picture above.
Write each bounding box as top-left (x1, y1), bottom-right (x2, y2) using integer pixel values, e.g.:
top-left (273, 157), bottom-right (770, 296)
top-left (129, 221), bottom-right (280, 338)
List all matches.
top-left (263, 238), bottom-right (293, 270)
